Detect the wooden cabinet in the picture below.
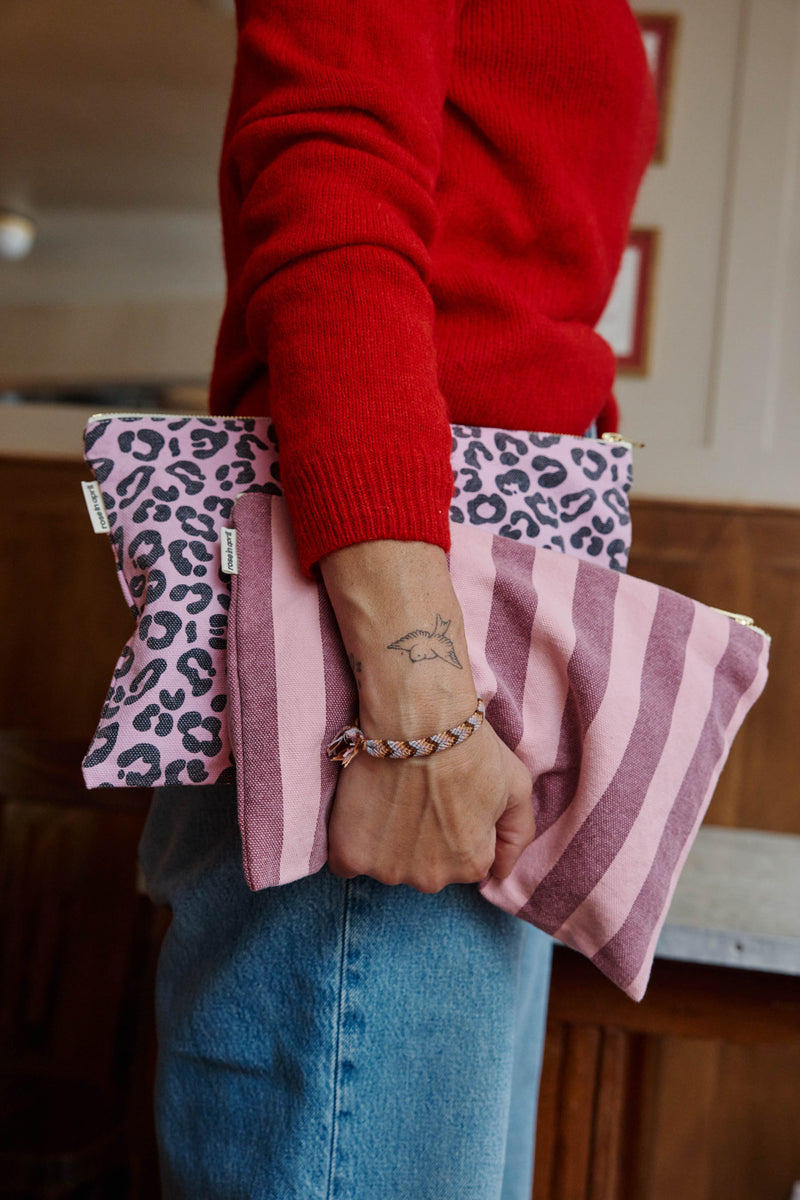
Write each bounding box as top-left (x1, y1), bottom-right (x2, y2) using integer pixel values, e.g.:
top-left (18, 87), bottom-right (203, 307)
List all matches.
top-left (0, 733), bottom-right (165, 1198)
top-left (534, 949), bottom-right (800, 1200)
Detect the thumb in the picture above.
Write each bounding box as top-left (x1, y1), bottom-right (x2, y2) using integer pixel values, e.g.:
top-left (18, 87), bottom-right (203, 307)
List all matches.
top-left (490, 754), bottom-right (536, 881)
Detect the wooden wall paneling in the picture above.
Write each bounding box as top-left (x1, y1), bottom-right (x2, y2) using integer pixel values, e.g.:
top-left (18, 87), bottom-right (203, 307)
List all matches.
top-left (0, 793), bottom-right (147, 1084)
top-left (638, 1038), bottom-right (721, 1200)
top-left (587, 1028), bottom-right (629, 1200)
top-left (707, 1042), bottom-right (800, 1200)
top-left (533, 1023), bottom-right (565, 1200)
top-left (597, 1036), bottom-right (800, 1200)
top-left (624, 1034), bottom-right (662, 1200)
top-left (532, 1022), bottom-right (651, 1200)
top-left (552, 1023), bottom-right (602, 1199)
top-left (0, 456), bottom-right (134, 740)
top-left (628, 499), bottom-right (800, 834)
top-left (125, 902), bottom-right (170, 1200)
top-left (0, 732), bottom-right (164, 1194)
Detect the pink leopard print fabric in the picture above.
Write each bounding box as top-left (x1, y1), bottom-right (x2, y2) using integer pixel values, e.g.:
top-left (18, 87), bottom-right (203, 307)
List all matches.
top-left (82, 415), bottom-right (633, 788)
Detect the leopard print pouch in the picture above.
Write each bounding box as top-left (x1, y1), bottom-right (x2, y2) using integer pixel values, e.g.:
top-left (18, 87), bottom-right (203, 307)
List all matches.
top-left (82, 415), bottom-right (634, 789)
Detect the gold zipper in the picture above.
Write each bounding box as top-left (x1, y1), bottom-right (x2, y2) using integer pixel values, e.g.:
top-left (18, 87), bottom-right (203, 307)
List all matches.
top-left (88, 411), bottom-right (262, 423)
top-left (88, 413), bottom-right (646, 447)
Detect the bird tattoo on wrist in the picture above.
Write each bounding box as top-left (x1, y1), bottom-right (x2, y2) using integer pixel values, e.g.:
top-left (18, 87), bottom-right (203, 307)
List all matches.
top-left (387, 614), bottom-right (463, 668)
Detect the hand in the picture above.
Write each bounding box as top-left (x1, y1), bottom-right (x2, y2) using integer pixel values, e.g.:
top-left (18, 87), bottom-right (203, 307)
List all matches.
top-left (327, 715), bottom-right (536, 892)
top-left (319, 538), bottom-right (537, 892)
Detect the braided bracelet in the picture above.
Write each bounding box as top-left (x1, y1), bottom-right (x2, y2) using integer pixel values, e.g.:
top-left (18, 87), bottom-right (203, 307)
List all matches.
top-left (326, 697), bottom-right (486, 768)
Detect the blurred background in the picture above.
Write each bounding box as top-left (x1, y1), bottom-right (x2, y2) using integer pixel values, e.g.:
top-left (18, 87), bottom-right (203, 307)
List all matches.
top-left (0, 1), bottom-right (798, 1198)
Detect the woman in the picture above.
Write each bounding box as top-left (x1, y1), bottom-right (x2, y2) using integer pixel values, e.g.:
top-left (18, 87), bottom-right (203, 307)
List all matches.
top-left (140, 1), bottom-right (656, 1195)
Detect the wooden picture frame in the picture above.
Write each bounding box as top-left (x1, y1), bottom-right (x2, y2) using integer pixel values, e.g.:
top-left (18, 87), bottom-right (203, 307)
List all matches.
top-left (596, 228), bottom-right (659, 375)
top-left (637, 13), bottom-right (680, 162)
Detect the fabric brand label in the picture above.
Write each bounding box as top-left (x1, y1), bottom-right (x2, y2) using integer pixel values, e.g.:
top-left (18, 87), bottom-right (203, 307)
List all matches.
top-left (221, 527), bottom-right (239, 575)
top-left (81, 480), bottom-right (110, 533)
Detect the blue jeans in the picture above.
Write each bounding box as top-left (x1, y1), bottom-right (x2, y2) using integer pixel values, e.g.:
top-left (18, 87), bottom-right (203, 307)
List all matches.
top-left (140, 784), bottom-right (552, 1200)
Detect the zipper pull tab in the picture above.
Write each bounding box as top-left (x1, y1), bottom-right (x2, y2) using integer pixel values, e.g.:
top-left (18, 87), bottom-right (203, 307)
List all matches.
top-left (711, 608), bottom-right (770, 638)
top-left (599, 432), bottom-right (646, 449)
top-left (714, 609), bottom-right (754, 626)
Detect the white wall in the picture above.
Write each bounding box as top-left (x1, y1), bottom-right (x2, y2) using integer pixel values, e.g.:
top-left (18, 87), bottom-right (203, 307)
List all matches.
top-left (621, 0), bottom-right (800, 507)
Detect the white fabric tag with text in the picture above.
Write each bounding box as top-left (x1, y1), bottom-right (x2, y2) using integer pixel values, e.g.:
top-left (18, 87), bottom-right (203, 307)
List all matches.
top-left (221, 527), bottom-right (239, 575)
top-left (81, 481), bottom-right (111, 534)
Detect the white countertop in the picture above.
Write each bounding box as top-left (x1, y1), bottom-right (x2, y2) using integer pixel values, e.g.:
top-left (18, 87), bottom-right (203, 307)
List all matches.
top-left (656, 826), bottom-right (800, 975)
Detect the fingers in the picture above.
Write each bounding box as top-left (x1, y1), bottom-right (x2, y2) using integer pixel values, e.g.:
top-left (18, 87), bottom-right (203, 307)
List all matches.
top-left (489, 748), bottom-right (536, 881)
top-left (327, 724), bottom-right (536, 893)
top-left (326, 840), bottom-right (361, 881)
top-left (327, 862), bottom-right (358, 880)
top-left (328, 833), bottom-right (494, 892)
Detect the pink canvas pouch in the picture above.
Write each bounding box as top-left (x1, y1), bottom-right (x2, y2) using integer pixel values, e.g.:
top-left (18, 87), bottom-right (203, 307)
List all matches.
top-left (227, 493), bottom-right (770, 1002)
top-left (82, 415), bottom-right (633, 788)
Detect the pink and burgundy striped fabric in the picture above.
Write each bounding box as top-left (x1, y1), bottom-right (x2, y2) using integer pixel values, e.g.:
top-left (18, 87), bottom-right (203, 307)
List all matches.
top-left (228, 495), bottom-right (769, 1000)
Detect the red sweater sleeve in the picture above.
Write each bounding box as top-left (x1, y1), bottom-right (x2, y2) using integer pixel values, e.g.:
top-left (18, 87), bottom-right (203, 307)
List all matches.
top-left (217, 0), bottom-right (458, 575)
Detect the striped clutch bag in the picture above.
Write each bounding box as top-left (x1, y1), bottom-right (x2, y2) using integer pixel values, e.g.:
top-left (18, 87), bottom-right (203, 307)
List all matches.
top-left (227, 494), bottom-right (770, 1001)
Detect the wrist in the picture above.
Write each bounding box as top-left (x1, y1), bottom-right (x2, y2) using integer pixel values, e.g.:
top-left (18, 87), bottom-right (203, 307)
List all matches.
top-left (357, 670), bottom-right (478, 741)
top-left (320, 539), bottom-right (455, 623)
top-left (319, 539), bottom-right (477, 738)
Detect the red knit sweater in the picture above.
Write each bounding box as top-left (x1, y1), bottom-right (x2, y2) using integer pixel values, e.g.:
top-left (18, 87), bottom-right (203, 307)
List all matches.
top-left (209, 0), bottom-right (657, 575)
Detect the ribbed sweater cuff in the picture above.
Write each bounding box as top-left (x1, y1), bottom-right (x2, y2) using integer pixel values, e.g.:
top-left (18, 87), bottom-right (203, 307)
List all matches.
top-left (284, 443), bottom-right (454, 577)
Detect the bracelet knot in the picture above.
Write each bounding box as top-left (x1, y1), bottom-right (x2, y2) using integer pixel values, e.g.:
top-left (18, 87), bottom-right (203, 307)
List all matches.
top-left (325, 726), bottom-right (367, 768)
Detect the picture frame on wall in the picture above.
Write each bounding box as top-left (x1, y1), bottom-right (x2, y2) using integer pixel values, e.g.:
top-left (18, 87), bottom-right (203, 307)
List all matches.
top-left (596, 228), bottom-right (659, 375)
top-left (637, 12), bottom-right (679, 162)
